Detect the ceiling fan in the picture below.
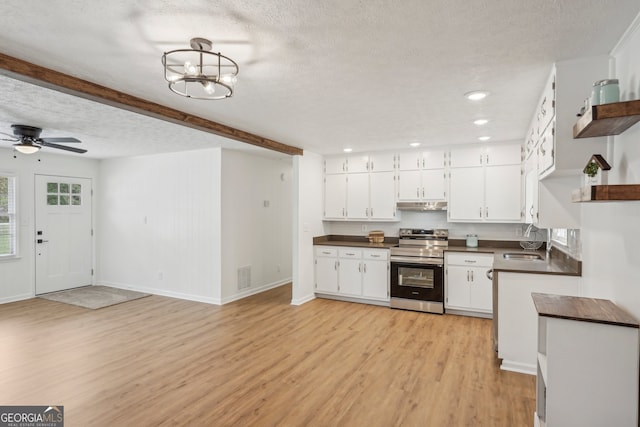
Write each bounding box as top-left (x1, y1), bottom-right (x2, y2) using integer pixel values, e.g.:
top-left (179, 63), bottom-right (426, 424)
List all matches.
top-left (0, 124), bottom-right (87, 154)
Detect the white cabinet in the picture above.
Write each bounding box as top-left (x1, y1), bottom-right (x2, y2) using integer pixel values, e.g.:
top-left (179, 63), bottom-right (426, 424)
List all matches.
top-left (338, 249), bottom-right (363, 296)
top-left (497, 272), bottom-right (580, 374)
top-left (533, 294), bottom-right (639, 427)
top-left (314, 247), bottom-right (339, 293)
top-left (314, 246), bottom-right (390, 304)
top-left (362, 250), bottom-right (389, 300)
top-left (324, 174), bottom-right (347, 219)
top-left (397, 149), bottom-right (446, 202)
top-left (448, 143), bottom-right (522, 223)
top-left (323, 152), bottom-right (398, 221)
top-left (445, 252), bottom-right (493, 316)
top-left (529, 58), bottom-right (608, 179)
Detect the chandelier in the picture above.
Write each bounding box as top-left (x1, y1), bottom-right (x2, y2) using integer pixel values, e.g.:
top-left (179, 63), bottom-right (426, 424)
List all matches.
top-left (162, 37), bottom-right (239, 100)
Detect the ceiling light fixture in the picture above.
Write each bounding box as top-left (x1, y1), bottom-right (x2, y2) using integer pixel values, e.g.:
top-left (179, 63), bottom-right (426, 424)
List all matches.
top-left (409, 142), bottom-right (421, 147)
top-left (343, 148), bottom-right (353, 153)
top-left (465, 91), bottom-right (490, 101)
top-left (474, 119), bottom-right (489, 126)
top-left (13, 141), bottom-right (41, 154)
top-left (162, 37), bottom-right (239, 100)
top-left (478, 136), bottom-right (491, 141)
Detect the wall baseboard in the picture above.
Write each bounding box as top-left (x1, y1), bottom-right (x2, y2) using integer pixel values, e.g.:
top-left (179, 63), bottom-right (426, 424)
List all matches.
top-left (290, 293), bottom-right (315, 306)
top-left (500, 359), bottom-right (535, 376)
top-left (221, 279), bottom-right (292, 305)
top-left (0, 293), bottom-right (33, 305)
top-left (99, 281), bottom-right (222, 305)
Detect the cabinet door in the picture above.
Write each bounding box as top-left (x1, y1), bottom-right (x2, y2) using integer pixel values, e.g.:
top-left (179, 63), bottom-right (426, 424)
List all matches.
top-left (538, 122), bottom-right (555, 178)
top-left (485, 164), bottom-right (522, 221)
top-left (422, 149), bottom-right (446, 169)
top-left (369, 172), bottom-right (396, 220)
top-left (448, 167), bottom-right (484, 221)
top-left (397, 170), bottom-right (422, 201)
top-left (450, 146), bottom-right (484, 168)
top-left (362, 260), bottom-right (389, 300)
top-left (485, 144), bottom-right (522, 166)
top-left (346, 173), bottom-right (369, 219)
top-left (324, 174), bottom-right (346, 218)
top-left (422, 169), bottom-right (446, 200)
top-left (525, 168), bottom-right (539, 224)
top-left (369, 152), bottom-right (395, 172)
top-left (338, 257), bottom-right (362, 296)
top-left (397, 151), bottom-right (422, 171)
top-left (469, 267), bottom-right (492, 312)
top-left (325, 157), bottom-right (346, 174)
top-left (315, 256), bottom-right (339, 293)
top-left (347, 154), bottom-right (370, 173)
top-left (446, 266), bottom-right (470, 308)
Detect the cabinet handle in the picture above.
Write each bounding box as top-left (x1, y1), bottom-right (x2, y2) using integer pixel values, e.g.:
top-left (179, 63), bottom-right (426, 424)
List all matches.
top-left (485, 207), bottom-right (488, 218)
top-left (530, 206), bottom-right (534, 216)
top-left (371, 254), bottom-right (381, 258)
top-left (346, 252), bottom-right (355, 256)
top-left (370, 208), bottom-right (373, 216)
top-left (540, 141), bottom-right (546, 155)
top-left (479, 207), bottom-right (482, 218)
top-left (364, 264), bottom-right (367, 273)
top-left (464, 260), bottom-right (477, 264)
top-left (467, 270), bottom-right (470, 281)
top-left (371, 161), bottom-right (374, 171)
top-left (422, 188), bottom-right (425, 198)
top-left (471, 270), bottom-right (474, 282)
top-left (486, 154), bottom-right (489, 164)
top-left (322, 251), bottom-right (331, 255)
top-left (343, 208), bottom-right (346, 216)
top-left (422, 158), bottom-right (425, 168)
top-left (365, 208), bottom-right (369, 217)
top-left (417, 188), bottom-right (420, 198)
top-left (479, 154), bottom-right (483, 165)
top-left (417, 158), bottom-right (420, 168)
top-left (334, 260), bottom-right (338, 270)
top-left (359, 263), bottom-right (362, 272)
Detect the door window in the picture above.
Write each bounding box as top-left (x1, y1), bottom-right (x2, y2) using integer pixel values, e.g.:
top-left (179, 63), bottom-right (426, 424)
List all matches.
top-left (398, 266), bottom-right (434, 289)
top-left (47, 181), bottom-right (82, 206)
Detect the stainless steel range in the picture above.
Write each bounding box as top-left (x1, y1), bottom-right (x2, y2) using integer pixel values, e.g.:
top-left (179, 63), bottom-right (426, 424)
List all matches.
top-left (390, 228), bottom-right (448, 314)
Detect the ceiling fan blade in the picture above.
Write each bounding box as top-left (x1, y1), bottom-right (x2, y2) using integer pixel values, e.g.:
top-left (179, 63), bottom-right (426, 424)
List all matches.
top-left (40, 137), bottom-right (82, 143)
top-left (0, 131), bottom-right (16, 138)
top-left (1, 138), bottom-right (18, 142)
top-left (39, 141), bottom-right (87, 154)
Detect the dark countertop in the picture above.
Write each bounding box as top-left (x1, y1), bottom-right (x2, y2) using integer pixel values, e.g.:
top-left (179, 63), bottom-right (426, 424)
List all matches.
top-left (313, 235), bottom-right (398, 249)
top-left (314, 235), bottom-right (581, 277)
top-left (532, 293), bottom-right (638, 328)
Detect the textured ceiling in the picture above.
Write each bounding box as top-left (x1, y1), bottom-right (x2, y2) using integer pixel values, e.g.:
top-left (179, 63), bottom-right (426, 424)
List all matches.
top-left (0, 0), bottom-right (639, 159)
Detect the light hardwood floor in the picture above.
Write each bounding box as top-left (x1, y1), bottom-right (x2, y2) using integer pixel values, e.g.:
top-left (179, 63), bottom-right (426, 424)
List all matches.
top-left (0, 285), bottom-right (534, 426)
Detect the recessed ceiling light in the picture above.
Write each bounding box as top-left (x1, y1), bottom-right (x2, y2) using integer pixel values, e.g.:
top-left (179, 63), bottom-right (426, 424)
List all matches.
top-left (474, 119), bottom-right (489, 126)
top-left (465, 91), bottom-right (490, 101)
top-left (409, 142), bottom-right (421, 147)
top-left (343, 148), bottom-right (353, 153)
top-left (478, 136), bottom-right (491, 141)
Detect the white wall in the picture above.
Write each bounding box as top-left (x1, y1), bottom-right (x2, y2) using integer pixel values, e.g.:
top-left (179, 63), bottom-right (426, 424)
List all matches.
top-left (580, 15), bottom-right (640, 314)
top-left (292, 151), bottom-right (326, 305)
top-left (220, 149), bottom-right (293, 303)
top-left (0, 148), bottom-right (99, 303)
top-left (97, 148), bottom-right (222, 303)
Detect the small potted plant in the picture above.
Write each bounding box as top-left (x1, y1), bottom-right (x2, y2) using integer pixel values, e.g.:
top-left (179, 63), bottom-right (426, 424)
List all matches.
top-left (583, 154), bottom-right (611, 186)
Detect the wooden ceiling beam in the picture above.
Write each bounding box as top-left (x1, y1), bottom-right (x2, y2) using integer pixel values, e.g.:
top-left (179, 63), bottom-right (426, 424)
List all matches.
top-left (0, 52), bottom-right (303, 156)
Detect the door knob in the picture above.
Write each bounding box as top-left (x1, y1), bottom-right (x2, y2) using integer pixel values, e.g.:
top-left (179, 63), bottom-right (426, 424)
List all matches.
top-left (37, 239), bottom-right (49, 244)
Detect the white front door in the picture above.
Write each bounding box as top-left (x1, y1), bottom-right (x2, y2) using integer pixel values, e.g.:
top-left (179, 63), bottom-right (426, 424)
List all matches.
top-left (35, 175), bottom-right (93, 294)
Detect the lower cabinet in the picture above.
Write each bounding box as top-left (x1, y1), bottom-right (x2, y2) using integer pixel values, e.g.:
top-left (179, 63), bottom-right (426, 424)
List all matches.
top-left (533, 294), bottom-right (639, 427)
top-left (445, 252), bottom-right (493, 316)
top-left (314, 246), bottom-right (390, 304)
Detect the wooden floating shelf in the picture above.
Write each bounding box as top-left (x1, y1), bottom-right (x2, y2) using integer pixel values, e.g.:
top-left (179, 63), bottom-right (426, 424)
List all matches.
top-left (573, 99), bottom-right (640, 138)
top-left (572, 184), bottom-right (640, 202)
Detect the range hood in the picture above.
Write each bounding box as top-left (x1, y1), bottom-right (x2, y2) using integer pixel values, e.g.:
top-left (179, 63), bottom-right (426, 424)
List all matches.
top-left (396, 201), bottom-right (447, 211)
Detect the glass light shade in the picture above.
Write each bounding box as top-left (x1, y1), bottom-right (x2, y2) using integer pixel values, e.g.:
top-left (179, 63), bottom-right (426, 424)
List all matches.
top-left (14, 143), bottom-right (41, 154)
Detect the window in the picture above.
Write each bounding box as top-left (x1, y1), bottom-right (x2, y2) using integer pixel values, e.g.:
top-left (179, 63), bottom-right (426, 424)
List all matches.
top-left (0, 175), bottom-right (16, 257)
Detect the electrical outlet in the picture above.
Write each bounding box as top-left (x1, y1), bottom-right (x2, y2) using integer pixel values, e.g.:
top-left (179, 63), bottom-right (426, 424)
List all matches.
top-left (361, 224), bottom-right (368, 232)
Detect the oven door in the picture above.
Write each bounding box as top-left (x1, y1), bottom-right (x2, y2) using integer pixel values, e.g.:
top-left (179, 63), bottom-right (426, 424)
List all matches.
top-left (390, 260), bottom-right (444, 302)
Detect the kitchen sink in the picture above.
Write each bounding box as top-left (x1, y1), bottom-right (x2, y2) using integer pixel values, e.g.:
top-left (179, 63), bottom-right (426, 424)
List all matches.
top-left (502, 252), bottom-right (544, 261)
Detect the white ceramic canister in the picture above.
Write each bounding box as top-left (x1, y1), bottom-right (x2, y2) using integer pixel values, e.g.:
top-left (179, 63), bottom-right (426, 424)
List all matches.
top-left (599, 79), bottom-right (620, 104)
top-left (466, 234), bottom-right (478, 248)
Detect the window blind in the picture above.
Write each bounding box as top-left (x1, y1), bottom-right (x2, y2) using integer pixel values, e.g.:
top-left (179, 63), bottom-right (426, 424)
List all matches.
top-left (0, 175), bottom-right (16, 257)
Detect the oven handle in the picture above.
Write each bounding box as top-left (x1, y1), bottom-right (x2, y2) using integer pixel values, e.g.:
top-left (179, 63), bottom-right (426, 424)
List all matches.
top-left (390, 256), bottom-right (443, 267)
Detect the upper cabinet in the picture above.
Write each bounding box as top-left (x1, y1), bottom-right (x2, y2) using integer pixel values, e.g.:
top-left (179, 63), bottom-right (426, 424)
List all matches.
top-left (397, 149), bottom-right (447, 202)
top-left (530, 57), bottom-right (609, 180)
top-left (448, 143), bottom-right (522, 223)
top-left (323, 153), bottom-right (398, 221)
